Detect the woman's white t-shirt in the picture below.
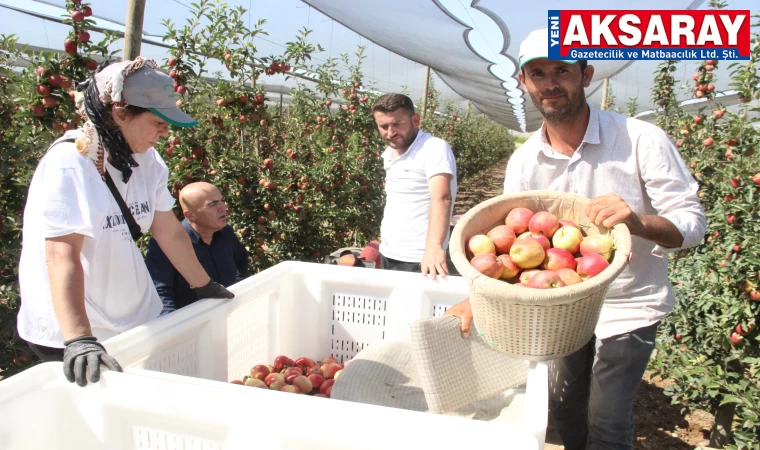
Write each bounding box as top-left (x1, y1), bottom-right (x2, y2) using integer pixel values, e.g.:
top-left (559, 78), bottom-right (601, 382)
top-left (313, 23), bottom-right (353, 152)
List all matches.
top-left (18, 130), bottom-right (174, 347)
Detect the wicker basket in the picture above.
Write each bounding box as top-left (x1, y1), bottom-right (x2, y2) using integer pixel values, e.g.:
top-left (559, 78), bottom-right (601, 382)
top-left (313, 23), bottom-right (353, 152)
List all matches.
top-left (449, 191), bottom-right (632, 361)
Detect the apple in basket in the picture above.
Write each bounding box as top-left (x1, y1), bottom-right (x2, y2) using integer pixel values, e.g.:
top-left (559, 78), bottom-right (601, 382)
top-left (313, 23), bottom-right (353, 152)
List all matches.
top-left (576, 253), bottom-right (610, 280)
top-left (526, 270), bottom-right (566, 289)
top-left (556, 268), bottom-right (583, 286)
top-left (552, 225), bottom-right (584, 254)
top-left (497, 254), bottom-right (520, 280)
top-left (470, 253), bottom-right (504, 279)
top-left (509, 237), bottom-right (546, 269)
top-left (528, 211), bottom-right (560, 238)
top-left (467, 234), bottom-right (496, 256)
top-left (487, 225), bottom-right (517, 254)
top-left (542, 248), bottom-right (577, 271)
top-left (579, 235), bottom-right (615, 261)
top-left (519, 269), bottom-right (541, 285)
top-left (504, 207), bottom-right (534, 234)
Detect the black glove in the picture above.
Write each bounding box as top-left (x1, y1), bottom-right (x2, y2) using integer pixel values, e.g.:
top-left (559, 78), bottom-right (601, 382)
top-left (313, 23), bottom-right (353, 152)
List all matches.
top-left (193, 279), bottom-right (235, 299)
top-left (63, 336), bottom-right (123, 387)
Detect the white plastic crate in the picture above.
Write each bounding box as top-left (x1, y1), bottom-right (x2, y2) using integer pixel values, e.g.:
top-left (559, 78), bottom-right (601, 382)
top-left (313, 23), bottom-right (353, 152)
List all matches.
top-left (0, 362), bottom-right (546, 450)
top-left (101, 261), bottom-right (547, 448)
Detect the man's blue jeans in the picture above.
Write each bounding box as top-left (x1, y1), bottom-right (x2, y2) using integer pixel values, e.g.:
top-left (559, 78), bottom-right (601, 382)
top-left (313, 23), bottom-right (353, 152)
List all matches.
top-left (548, 321), bottom-right (659, 450)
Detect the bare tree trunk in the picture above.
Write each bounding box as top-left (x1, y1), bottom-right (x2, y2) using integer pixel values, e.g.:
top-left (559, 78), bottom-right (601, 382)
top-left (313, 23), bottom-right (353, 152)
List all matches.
top-left (709, 401), bottom-right (736, 448)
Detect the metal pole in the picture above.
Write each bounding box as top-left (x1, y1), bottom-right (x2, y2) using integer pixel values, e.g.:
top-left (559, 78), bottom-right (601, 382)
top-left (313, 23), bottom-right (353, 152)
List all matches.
top-left (279, 93), bottom-right (284, 117)
top-left (421, 65), bottom-right (430, 118)
top-left (601, 77), bottom-right (609, 110)
top-left (123, 0), bottom-right (146, 60)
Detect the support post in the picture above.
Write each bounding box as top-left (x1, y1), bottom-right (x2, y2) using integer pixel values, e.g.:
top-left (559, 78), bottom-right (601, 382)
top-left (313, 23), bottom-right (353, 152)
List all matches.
top-left (123, 0), bottom-right (146, 60)
top-left (421, 65), bottom-right (430, 118)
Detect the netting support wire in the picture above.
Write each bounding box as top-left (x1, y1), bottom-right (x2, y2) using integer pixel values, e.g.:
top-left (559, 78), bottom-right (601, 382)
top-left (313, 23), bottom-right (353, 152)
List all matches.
top-left (240, 128), bottom-right (246, 167)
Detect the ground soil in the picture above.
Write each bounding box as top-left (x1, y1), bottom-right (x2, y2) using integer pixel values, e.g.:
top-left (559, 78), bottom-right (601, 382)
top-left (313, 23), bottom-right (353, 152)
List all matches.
top-left (452, 154), bottom-right (716, 449)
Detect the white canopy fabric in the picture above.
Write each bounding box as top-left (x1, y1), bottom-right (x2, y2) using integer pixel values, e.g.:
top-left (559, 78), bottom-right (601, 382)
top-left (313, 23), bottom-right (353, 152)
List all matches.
top-left (303, 0), bottom-right (706, 132)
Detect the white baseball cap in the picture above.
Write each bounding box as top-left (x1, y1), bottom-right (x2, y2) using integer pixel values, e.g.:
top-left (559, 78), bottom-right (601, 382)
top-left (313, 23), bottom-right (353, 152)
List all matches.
top-left (518, 28), bottom-right (577, 69)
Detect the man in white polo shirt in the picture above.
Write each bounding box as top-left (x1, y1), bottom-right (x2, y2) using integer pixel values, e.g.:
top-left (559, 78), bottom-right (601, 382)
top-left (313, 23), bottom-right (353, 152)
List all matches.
top-left (371, 93), bottom-right (457, 280)
top-left (445, 29), bottom-right (705, 449)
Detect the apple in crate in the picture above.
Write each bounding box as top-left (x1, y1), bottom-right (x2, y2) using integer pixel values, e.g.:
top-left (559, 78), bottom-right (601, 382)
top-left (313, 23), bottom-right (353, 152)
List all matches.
top-left (505, 207), bottom-right (534, 234)
top-left (280, 385), bottom-right (302, 394)
top-left (307, 366), bottom-right (323, 376)
top-left (308, 373), bottom-right (326, 390)
top-left (320, 379), bottom-right (335, 397)
top-left (321, 362), bottom-right (343, 380)
top-left (556, 268), bottom-right (583, 286)
top-left (486, 225), bottom-right (516, 254)
top-left (322, 356), bottom-right (340, 365)
top-left (528, 211), bottom-right (560, 238)
top-left (245, 378), bottom-right (268, 388)
top-left (552, 226), bottom-right (583, 254)
top-left (509, 237), bottom-right (546, 269)
top-left (497, 254), bottom-right (520, 280)
top-left (250, 364), bottom-right (270, 381)
top-left (264, 372), bottom-right (285, 387)
top-left (519, 269), bottom-right (541, 285)
top-left (269, 380), bottom-right (287, 391)
top-left (295, 357), bottom-right (317, 371)
top-left (576, 253), bottom-right (610, 280)
top-left (284, 367), bottom-right (303, 384)
top-left (542, 248), bottom-right (577, 271)
top-left (292, 375), bottom-right (313, 394)
top-left (470, 254), bottom-right (504, 279)
top-left (580, 235), bottom-right (615, 261)
top-left (230, 379), bottom-right (245, 385)
top-left (526, 270), bottom-right (565, 289)
top-left (467, 234), bottom-right (496, 256)
top-left (274, 355), bottom-right (294, 371)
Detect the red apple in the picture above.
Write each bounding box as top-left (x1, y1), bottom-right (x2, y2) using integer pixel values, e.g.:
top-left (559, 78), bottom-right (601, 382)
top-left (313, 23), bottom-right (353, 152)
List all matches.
top-left (321, 362), bottom-right (343, 380)
top-left (470, 253), bottom-right (504, 279)
top-left (579, 235), bottom-right (615, 261)
top-left (269, 380), bottom-right (287, 391)
top-left (295, 357), bottom-right (317, 370)
top-left (71, 10), bottom-right (85, 22)
top-left (750, 291), bottom-right (760, 302)
top-left (730, 177), bottom-right (740, 189)
top-left (729, 332), bottom-right (743, 345)
top-left (64, 39), bottom-right (77, 55)
top-left (230, 379), bottom-right (245, 385)
top-left (519, 269), bottom-right (541, 285)
top-left (736, 324), bottom-right (750, 336)
top-left (552, 226), bottom-right (584, 254)
top-left (250, 364), bottom-right (270, 380)
top-left (542, 248), bottom-right (578, 271)
top-left (320, 379), bottom-right (335, 397)
top-left (519, 232), bottom-right (551, 251)
top-left (752, 173), bottom-right (760, 186)
top-left (82, 5), bottom-right (92, 16)
top-left (556, 268), bottom-right (583, 286)
top-left (528, 211), bottom-right (560, 238)
top-left (31, 104), bottom-right (45, 117)
top-left (273, 355), bottom-right (294, 371)
top-left (35, 85), bottom-right (50, 96)
top-left (245, 378), bottom-right (267, 388)
top-left (509, 237), bottom-right (546, 269)
top-left (496, 254), bottom-right (520, 280)
top-left (576, 253), bottom-right (610, 281)
top-left (322, 356), bottom-right (339, 365)
top-left (280, 385), bottom-right (302, 394)
top-left (527, 270), bottom-right (566, 289)
top-left (308, 373), bottom-right (326, 390)
top-left (713, 109), bottom-right (725, 119)
top-left (466, 234), bottom-right (496, 256)
top-left (264, 372), bottom-right (285, 387)
top-left (487, 225), bottom-right (516, 254)
top-left (42, 96), bottom-right (56, 108)
top-left (292, 375), bottom-right (313, 393)
top-left (504, 207), bottom-right (534, 234)
top-left (558, 219), bottom-right (580, 230)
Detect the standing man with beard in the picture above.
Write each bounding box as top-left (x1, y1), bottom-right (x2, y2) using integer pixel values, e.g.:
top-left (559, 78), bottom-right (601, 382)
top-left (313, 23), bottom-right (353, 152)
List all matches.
top-left (371, 93), bottom-right (457, 279)
top-left (445, 29), bottom-right (705, 449)
top-left (146, 182), bottom-right (248, 315)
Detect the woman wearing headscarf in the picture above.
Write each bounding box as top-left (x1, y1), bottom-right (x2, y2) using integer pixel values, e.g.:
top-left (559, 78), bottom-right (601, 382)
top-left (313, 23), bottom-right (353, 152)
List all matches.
top-left (17, 58), bottom-right (234, 386)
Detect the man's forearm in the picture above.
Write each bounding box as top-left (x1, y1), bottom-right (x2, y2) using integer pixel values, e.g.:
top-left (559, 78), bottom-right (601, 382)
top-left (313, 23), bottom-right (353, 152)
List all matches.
top-left (154, 227), bottom-right (210, 288)
top-left (46, 244), bottom-right (91, 340)
top-left (426, 197), bottom-right (453, 249)
top-left (632, 214), bottom-right (684, 249)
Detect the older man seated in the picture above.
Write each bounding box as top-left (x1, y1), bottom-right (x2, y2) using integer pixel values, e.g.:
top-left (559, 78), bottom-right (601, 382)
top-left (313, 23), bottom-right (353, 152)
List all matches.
top-left (146, 182), bottom-right (248, 315)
